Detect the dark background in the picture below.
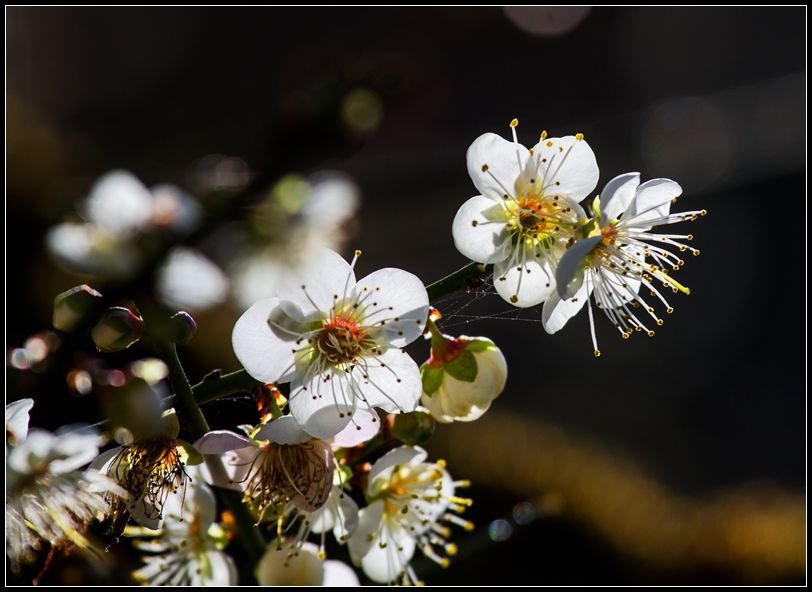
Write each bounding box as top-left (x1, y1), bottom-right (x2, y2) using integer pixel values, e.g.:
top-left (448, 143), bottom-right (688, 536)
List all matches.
top-left (6, 7), bottom-right (806, 585)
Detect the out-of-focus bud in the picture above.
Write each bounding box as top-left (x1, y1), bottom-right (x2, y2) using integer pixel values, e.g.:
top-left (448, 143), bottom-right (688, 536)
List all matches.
top-left (165, 311), bottom-right (198, 344)
top-left (390, 409), bottom-right (435, 446)
top-left (52, 284), bottom-right (103, 332)
top-left (420, 319), bottom-right (507, 424)
top-left (91, 307), bottom-right (143, 352)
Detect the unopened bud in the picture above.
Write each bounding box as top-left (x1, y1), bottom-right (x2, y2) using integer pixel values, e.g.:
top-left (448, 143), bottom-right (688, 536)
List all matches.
top-left (391, 409), bottom-right (435, 446)
top-left (166, 311), bottom-right (197, 344)
top-left (53, 284), bottom-right (103, 332)
top-left (91, 307), bottom-right (143, 352)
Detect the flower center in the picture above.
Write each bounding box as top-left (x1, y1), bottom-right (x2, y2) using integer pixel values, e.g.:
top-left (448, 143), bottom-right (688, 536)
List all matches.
top-left (242, 441), bottom-right (332, 520)
top-left (314, 314), bottom-right (367, 365)
top-left (507, 189), bottom-right (576, 247)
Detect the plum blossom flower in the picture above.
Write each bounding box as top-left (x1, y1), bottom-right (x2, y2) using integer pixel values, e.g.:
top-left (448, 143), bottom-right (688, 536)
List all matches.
top-left (128, 472), bottom-right (237, 586)
top-left (232, 248), bottom-right (429, 439)
top-left (452, 120), bottom-right (598, 307)
top-left (420, 321), bottom-right (507, 423)
top-left (231, 172), bottom-right (360, 308)
top-left (544, 172), bottom-right (705, 355)
top-left (46, 170), bottom-right (201, 279)
top-left (91, 409), bottom-right (201, 530)
top-left (195, 416), bottom-right (335, 522)
top-left (5, 400), bottom-right (125, 571)
top-left (347, 446), bottom-right (472, 585)
top-left (256, 540), bottom-right (360, 586)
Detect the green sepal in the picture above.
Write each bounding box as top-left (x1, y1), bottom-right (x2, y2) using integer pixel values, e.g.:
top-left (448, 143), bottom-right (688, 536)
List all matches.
top-left (444, 349), bottom-right (478, 382)
top-left (421, 364), bottom-right (444, 396)
top-left (462, 338), bottom-right (493, 353)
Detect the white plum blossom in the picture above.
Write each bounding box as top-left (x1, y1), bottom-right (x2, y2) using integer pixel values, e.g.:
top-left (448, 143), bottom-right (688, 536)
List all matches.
top-left (5, 401), bottom-right (125, 570)
top-left (231, 172), bottom-right (360, 308)
top-left (156, 247), bottom-right (229, 312)
top-left (196, 416), bottom-right (335, 521)
top-left (128, 471), bottom-right (237, 586)
top-left (544, 172), bottom-right (705, 355)
top-left (347, 446), bottom-right (471, 585)
top-left (232, 248), bottom-right (429, 439)
top-left (256, 540), bottom-right (360, 586)
top-left (452, 121), bottom-right (598, 307)
top-left (90, 409), bottom-right (202, 530)
top-left (420, 328), bottom-right (508, 423)
top-left (46, 170), bottom-right (201, 278)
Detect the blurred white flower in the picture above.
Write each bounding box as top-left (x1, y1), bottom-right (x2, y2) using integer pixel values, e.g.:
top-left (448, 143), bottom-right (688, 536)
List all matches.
top-left (420, 326), bottom-right (507, 424)
top-left (347, 446), bottom-right (471, 585)
top-left (256, 540), bottom-right (359, 586)
top-left (46, 170), bottom-right (201, 279)
top-left (156, 247), bottom-right (229, 312)
top-left (232, 248), bottom-right (428, 440)
top-left (544, 173), bottom-right (705, 356)
top-left (452, 121), bottom-right (598, 307)
top-left (231, 172), bottom-right (359, 308)
top-left (5, 400), bottom-right (125, 571)
top-left (128, 472), bottom-right (237, 586)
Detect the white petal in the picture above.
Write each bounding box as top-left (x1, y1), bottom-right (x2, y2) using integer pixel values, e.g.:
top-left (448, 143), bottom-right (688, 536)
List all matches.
top-left (493, 255), bottom-right (556, 308)
top-left (356, 268), bottom-right (430, 348)
top-left (368, 445), bottom-right (427, 485)
top-left (347, 500), bottom-right (384, 565)
top-left (600, 172), bottom-right (640, 222)
top-left (451, 195), bottom-right (511, 264)
top-left (355, 349), bottom-right (421, 414)
top-left (467, 133), bottom-right (530, 201)
top-left (323, 560), bottom-right (361, 586)
top-left (89, 445), bottom-right (124, 473)
top-left (331, 407), bottom-right (380, 448)
top-left (542, 280), bottom-right (591, 334)
top-left (48, 432), bottom-right (101, 473)
top-left (254, 415), bottom-right (311, 445)
top-left (150, 184), bottom-right (202, 236)
top-left (128, 499), bottom-right (161, 529)
top-left (256, 541), bottom-right (325, 585)
top-left (199, 446), bottom-right (257, 490)
top-left (156, 247), bottom-right (228, 312)
top-left (82, 170), bottom-right (154, 233)
top-left (276, 248), bottom-right (356, 320)
top-left (232, 297), bottom-right (297, 384)
top-left (555, 236), bottom-right (602, 298)
top-left (625, 178), bottom-right (682, 229)
top-left (360, 522), bottom-right (416, 584)
top-left (288, 372), bottom-right (355, 440)
top-left (530, 136), bottom-right (599, 201)
top-left (198, 551), bottom-right (238, 586)
top-left (194, 430), bottom-right (252, 454)
top-left (5, 398), bottom-right (34, 446)
top-left (310, 486), bottom-right (360, 543)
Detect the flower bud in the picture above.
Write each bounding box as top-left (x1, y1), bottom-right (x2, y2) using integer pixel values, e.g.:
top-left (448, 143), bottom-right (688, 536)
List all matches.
top-left (52, 284), bottom-right (103, 332)
top-left (91, 306), bottom-right (143, 352)
top-left (166, 311), bottom-right (198, 344)
top-left (420, 325), bottom-right (507, 423)
top-left (390, 409), bottom-right (435, 445)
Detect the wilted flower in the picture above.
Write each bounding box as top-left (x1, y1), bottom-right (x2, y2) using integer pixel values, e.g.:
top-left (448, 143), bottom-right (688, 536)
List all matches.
top-left (544, 172), bottom-right (704, 355)
top-left (452, 121), bottom-right (598, 306)
top-left (347, 446), bottom-right (471, 584)
top-left (420, 321), bottom-right (507, 423)
top-left (128, 473), bottom-right (237, 586)
top-left (256, 540), bottom-right (360, 586)
top-left (91, 409), bottom-right (201, 530)
top-left (196, 416), bottom-right (335, 521)
top-left (5, 400), bottom-right (125, 571)
top-left (232, 248), bottom-right (429, 439)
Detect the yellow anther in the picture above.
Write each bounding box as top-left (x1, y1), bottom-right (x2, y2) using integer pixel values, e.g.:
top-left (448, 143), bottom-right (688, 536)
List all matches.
top-left (446, 543), bottom-right (458, 556)
top-left (540, 130), bottom-right (548, 140)
top-left (440, 558), bottom-right (451, 568)
top-left (594, 349), bottom-right (601, 357)
top-left (436, 459), bottom-right (447, 468)
top-left (509, 118), bottom-right (519, 128)
top-left (575, 132), bottom-right (584, 141)
top-left (546, 140), bottom-right (553, 147)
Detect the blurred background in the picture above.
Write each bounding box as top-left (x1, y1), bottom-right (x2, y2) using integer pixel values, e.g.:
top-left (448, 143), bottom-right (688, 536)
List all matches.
top-left (6, 6), bottom-right (805, 585)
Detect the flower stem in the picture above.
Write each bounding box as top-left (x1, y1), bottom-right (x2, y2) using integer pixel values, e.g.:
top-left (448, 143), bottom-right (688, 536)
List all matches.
top-left (426, 262), bottom-right (490, 302)
top-left (155, 342), bottom-right (266, 569)
top-left (192, 369), bottom-right (260, 404)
